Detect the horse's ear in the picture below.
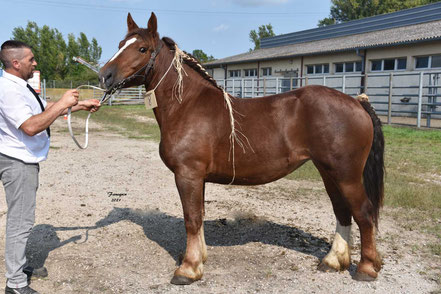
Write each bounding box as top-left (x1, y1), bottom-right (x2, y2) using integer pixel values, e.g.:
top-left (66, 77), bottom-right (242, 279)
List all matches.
top-left (127, 13), bottom-right (139, 32)
top-left (147, 12), bottom-right (157, 34)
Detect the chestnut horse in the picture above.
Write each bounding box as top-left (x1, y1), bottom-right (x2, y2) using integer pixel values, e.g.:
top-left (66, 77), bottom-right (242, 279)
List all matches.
top-left (99, 13), bottom-right (385, 285)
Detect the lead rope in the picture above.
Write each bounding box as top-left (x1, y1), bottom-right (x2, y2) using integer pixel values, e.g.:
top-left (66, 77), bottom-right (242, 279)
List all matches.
top-left (67, 53), bottom-right (177, 149)
top-left (67, 85), bottom-right (108, 149)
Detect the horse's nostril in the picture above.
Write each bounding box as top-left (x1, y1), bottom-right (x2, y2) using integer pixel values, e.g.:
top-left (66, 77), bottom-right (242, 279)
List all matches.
top-left (103, 71), bottom-right (114, 88)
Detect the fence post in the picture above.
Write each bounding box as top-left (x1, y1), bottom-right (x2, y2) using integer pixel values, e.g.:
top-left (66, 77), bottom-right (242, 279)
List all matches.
top-left (43, 79), bottom-right (46, 100)
top-left (241, 79), bottom-right (244, 98)
top-left (276, 77), bottom-right (279, 94)
top-left (342, 75), bottom-right (346, 94)
top-left (388, 72), bottom-right (393, 125)
top-left (232, 79), bottom-right (235, 96)
top-left (417, 72), bottom-right (424, 128)
top-left (251, 78), bottom-right (255, 97)
top-left (364, 73), bottom-right (368, 93)
top-left (323, 75), bottom-right (326, 86)
top-left (263, 78), bottom-right (266, 96)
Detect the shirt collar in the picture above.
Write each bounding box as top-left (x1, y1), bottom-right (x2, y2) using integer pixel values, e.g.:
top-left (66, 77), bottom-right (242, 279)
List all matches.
top-left (2, 71), bottom-right (27, 88)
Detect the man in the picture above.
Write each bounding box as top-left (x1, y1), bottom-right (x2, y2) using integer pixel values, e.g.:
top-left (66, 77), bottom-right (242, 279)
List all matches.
top-left (0, 40), bottom-right (100, 294)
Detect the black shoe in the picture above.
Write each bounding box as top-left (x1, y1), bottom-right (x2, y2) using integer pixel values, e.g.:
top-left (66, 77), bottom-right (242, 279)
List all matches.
top-left (23, 267), bottom-right (48, 280)
top-left (5, 285), bottom-right (39, 294)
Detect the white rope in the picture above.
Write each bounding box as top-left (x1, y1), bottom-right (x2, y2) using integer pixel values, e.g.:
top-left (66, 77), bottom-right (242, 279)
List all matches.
top-left (67, 85), bottom-right (105, 149)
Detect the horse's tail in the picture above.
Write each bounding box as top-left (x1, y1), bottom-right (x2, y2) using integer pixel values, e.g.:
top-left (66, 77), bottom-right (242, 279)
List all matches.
top-left (357, 95), bottom-right (385, 228)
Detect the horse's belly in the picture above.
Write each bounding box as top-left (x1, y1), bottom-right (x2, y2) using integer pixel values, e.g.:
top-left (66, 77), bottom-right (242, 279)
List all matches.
top-left (206, 151), bottom-right (309, 185)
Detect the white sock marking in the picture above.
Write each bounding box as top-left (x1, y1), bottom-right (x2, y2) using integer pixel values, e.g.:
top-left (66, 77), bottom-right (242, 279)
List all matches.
top-left (336, 220), bottom-right (351, 244)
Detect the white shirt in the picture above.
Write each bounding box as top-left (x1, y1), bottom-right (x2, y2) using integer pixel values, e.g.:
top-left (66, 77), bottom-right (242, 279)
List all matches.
top-left (0, 71), bottom-right (50, 163)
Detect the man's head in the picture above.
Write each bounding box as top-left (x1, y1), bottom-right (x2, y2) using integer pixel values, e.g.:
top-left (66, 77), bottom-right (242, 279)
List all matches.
top-left (0, 40), bottom-right (37, 80)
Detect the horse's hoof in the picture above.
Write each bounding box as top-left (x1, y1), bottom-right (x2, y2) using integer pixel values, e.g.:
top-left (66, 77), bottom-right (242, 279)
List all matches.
top-left (318, 262), bottom-right (338, 272)
top-left (170, 275), bottom-right (196, 285)
top-left (353, 271), bottom-right (377, 281)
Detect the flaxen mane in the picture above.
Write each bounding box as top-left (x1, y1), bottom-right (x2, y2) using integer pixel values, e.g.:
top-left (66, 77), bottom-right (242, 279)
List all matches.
top-left (162, 37), bottom-right (224, 94)
top-left (161, 37), bottom-right (252, 183)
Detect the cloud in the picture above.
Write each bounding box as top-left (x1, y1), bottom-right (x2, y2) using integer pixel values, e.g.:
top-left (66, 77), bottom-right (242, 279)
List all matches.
top-left (231, 0), bottom-right (289, 6)
top-left (213, 24), bottom-right (229, 32)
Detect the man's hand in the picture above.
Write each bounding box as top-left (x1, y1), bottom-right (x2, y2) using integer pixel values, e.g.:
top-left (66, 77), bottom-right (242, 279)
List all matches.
top-left (80, 99), bottom-right (101, 113)
top-left (60, 90), bottom-right (79, 108)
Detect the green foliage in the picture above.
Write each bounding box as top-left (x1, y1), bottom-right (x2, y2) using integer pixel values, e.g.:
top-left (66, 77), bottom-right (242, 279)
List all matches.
top-left (191, 49), bottom-right (215, 63)
top-left (249, 24), bottom-right (275, 50)
top-left (11, 21), bottom-right (102, 81)
top-left (318, 0), bottom-right (441, 27)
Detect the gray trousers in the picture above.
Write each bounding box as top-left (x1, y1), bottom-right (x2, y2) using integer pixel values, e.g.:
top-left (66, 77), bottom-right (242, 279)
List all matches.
top-left (0, 153), bottom-right (38, 288)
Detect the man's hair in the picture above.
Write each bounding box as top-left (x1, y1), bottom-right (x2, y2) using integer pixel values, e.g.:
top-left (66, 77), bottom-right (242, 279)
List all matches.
top-left (0, 40), bottom-right (32, 69)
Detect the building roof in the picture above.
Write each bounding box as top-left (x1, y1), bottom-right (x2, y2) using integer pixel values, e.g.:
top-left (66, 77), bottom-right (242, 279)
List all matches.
top-left (205, 3), bottom-right (441, 67)
top-left (261, 2), bottom-right (441, 48)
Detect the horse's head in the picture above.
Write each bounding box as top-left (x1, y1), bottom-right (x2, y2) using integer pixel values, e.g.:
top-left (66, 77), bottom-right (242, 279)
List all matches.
top-left (99, 12), bottom-right (160, 91)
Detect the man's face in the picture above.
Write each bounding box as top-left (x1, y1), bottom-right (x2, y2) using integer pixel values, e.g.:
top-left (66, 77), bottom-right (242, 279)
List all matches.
top-left (16, 48), bottom-right (37, 80)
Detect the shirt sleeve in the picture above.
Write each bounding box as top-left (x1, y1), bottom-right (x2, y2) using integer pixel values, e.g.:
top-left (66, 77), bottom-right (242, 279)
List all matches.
top-left (0, 89), bottom-right (34, 129)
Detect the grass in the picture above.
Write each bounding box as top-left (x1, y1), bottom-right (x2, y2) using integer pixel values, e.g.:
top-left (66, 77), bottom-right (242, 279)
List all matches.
top-left (74, 104), bottom-right (160, 142)
top-left (83, 105), bottom-right (441, 253)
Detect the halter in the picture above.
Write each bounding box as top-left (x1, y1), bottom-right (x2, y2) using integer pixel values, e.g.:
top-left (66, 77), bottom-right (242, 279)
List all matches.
top-left (67, 40), bottom-right (164, 149)
top-left (100, 40), bottom-right (164, 104)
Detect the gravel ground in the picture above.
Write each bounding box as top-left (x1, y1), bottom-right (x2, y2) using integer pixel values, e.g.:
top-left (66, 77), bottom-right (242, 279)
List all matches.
top-left (0, 118), bottom-right (439, 294)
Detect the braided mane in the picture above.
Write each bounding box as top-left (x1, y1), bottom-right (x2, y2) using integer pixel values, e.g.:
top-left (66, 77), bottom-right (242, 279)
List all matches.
top-left (162, 37), bottom-right (224, 94)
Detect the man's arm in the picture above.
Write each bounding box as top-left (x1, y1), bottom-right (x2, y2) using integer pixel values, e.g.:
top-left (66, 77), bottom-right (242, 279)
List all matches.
top-left (47, 99), bottom-right (101, 115)
top-left (20, 90), bottom-right (79, 136)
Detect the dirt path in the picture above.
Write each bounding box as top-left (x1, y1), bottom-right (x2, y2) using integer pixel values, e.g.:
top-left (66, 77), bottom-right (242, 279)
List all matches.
top-left (0, 118), bottom-right (439, 293)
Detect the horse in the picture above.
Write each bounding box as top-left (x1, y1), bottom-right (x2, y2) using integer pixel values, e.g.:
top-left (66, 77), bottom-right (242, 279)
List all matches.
top-left (99, 12), bottom-right (385, 285)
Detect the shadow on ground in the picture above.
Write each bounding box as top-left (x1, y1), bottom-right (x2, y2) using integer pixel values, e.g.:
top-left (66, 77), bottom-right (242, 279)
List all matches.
top-left (26, 207), bottom-right (331, 270)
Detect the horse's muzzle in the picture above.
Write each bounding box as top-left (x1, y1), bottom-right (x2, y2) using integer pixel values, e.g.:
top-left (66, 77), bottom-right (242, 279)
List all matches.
top-left (99, 67), bottom-right (115, 90)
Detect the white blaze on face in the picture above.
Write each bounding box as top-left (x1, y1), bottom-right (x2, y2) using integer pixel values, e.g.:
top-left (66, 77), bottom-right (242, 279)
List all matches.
top-left (109, 37), bottom-right (138, 62)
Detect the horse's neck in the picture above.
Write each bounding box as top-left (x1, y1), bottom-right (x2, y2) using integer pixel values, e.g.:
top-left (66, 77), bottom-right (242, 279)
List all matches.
top-left (148, 51), bottom-right (222, 128)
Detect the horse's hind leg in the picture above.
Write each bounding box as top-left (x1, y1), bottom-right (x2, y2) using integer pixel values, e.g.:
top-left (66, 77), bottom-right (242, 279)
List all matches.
top-left (315, 163), bottom-right (381, 280)
top-left (338, 181), bottom-right (382, 280)
top-left (171, 174), bottom-right (207, 285)
top-left (316, 170), bottom-right (352, 272)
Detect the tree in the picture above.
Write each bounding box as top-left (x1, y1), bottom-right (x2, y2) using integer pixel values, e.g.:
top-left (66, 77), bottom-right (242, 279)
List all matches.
top-left (318, 0), bottom-right (441, 27)
top-left (191, 49), bottom-right (215, 63)
top-left (11, 21), bottom-right (102, 81)
top-left (249, 24), bottom-right (275, 50)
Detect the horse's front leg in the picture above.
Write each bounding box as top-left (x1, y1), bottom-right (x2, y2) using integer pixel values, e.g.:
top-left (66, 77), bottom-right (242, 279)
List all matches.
top-left (171, 174), bottom-right (206, 285)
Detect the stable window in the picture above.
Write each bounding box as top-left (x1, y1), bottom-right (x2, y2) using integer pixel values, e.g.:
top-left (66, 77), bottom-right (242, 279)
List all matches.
top-left (244, 68), bottom-right (257, 77)
top-left (335, 61), bottom-right (362, 73)
top-left (335, 63), bottom-right (344, 73)
top-left (229, 70), bottom-right (241, 78)
top-left (416, 55), bottom-right (441, 69)
top-left (432, 55), bottom-right (441, 68)
top-left (306, 64), bottom-right (329, 75)
top-left (262, 67), bottom-right (272, 76)
top-left (371, 58), bottom-right (407, 71)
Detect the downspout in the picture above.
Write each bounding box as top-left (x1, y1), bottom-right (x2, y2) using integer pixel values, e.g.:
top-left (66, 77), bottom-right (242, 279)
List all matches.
top-left (223, 64), bottom-right (228, 90)
top-left (356, 48), bottom-right (367, 93)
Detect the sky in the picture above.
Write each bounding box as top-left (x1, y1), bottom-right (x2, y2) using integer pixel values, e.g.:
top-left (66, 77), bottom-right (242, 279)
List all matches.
top-left (0, 0), bottom-right (331, 65)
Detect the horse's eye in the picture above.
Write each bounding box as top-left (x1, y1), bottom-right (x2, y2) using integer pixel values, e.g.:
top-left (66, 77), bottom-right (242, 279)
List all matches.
top-left (139, 47), bottom-right (147, 53)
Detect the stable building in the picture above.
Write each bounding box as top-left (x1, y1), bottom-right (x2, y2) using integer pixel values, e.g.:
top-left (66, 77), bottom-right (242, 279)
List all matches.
top-left (204, 2), bottom-right (441, 98)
